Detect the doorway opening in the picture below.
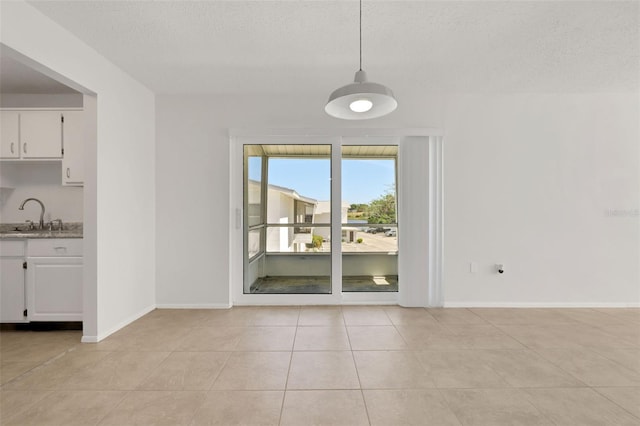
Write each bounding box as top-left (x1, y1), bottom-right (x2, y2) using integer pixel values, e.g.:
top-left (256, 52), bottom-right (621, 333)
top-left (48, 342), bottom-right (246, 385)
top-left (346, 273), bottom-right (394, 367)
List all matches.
top-left (242, 143), bottom-right (399, 296)
top-left (231, 131), bottom-right (444, 308)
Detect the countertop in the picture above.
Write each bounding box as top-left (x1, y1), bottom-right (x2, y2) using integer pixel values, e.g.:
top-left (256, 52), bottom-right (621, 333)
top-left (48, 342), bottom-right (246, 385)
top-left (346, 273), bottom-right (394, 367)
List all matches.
top-left (0, 222), bottom-right (83, 239)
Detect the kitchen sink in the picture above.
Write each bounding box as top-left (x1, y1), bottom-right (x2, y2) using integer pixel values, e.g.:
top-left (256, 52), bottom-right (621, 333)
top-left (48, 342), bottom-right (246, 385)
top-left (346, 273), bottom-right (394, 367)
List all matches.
top-left (3, 227), bottom-right (40, 233)
top-left (0, 226), bottom-right (52, 237)
top-left (0, 223), bottom-right (82, 239)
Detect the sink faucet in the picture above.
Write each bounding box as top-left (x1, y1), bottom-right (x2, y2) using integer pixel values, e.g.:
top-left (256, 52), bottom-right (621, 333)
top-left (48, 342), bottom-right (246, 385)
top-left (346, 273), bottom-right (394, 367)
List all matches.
top-left (52, 219), bottom-right (63, 231)
top-left (18, 198), bottom-right (45, 229)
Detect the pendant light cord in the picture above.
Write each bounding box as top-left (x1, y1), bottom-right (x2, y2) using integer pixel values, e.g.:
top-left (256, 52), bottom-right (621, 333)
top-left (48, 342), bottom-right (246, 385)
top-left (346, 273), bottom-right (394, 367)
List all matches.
top-left (359, 0), bottom-right (362, 71)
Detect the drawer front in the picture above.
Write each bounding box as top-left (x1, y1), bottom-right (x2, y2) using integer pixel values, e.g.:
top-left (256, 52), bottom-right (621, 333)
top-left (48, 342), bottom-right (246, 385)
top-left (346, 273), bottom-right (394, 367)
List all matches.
top-left (0, 240), bottom-right (26, 257)
top-left (27, 239), bottom-right (83, 257)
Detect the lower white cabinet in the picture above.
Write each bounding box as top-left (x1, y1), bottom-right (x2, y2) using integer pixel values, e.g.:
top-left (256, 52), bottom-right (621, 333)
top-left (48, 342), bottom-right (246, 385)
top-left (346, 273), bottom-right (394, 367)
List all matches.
top-left (26, 238), bottom-right (83, 322)
top-left (27, 257), bottom-right (83, 321)
top-left (1, 259), bottom-right (27, 322)
top-left (0, 240), bottom-right (27, 322)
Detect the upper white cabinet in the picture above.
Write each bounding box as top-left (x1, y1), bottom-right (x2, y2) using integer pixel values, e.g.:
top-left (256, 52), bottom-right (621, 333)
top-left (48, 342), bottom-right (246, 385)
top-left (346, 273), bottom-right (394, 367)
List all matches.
top-left (20, 111), bottom-right (63, 159)
top-left (0, 112), bottom-right (20, 159)
top-left (0, 109), bottom-right (84, 185)
top-left (62, 111), bottom-right (84, 186)
top-left (0, 110), bottom-right (63, 159)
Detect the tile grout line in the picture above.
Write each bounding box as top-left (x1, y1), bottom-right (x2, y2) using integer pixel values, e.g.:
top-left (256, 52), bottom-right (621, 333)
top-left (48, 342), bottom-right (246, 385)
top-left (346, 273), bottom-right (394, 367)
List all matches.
top-left (585, 346), bottom-right (640, 375)
top-left (490, 323), bottom-right (598, 389)
top-left (386, 309), bottom-right (411, 349)
top-left (498, 334), bottom-right (595, 389)
top-left (277, 308), bottom-right (300, 426)
top-left (434, 388), bottom-right (465, 426)
top-left (591, 386), bottom-right (640, 421)
top-left (343, 310), bottom-right (373, 425)
top-left (93, 388), bottom-right (131, 426)
top-left (206, 350), bottom-right (234, 391)
top-left (528, 345), bottom-right (640, 386)
top-left (0, 388), bottom-right (54, 424)
top-left (180, 352), bottom-right (233, 425)
top-left (0, 344), bottom-right (78, 390)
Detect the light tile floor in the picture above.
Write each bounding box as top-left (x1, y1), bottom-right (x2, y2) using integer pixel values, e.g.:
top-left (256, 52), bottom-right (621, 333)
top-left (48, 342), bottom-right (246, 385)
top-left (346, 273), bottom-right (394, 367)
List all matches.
top-left (1, 306), bottom-right (639, 425)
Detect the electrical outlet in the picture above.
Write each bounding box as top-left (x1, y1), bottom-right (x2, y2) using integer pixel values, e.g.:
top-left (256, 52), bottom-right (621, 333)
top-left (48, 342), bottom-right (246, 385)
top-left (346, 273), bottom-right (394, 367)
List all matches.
top-left (469, 262), bottom-right (477, 273)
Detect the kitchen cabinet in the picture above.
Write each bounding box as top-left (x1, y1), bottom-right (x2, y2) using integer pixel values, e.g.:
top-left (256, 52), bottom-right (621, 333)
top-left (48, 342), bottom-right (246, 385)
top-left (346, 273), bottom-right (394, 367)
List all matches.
top-left (26, 239), bottom-right (83, 322)
top-left (0, 112), bottom-right (20, 159)
top-left (0, 240), bottom-right (28, 323)
top-left (62, 110), bottom-right (84, 186)
top-left (20, 111), bottom-right (63, 159)
top-left (1, 109), bottom-right (84, 184)
top-left (0, 110), bottom-right (63, 160)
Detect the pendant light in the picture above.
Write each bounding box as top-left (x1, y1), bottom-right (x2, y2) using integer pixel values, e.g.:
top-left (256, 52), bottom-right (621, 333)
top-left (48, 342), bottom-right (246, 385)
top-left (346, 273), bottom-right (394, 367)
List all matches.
top-left (325, 0), bottom-right (397, 120)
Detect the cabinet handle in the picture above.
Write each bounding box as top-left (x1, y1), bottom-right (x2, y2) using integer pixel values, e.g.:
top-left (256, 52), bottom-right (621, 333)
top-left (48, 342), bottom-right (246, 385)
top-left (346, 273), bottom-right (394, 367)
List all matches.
top-left (23, 143), bottom-right (27, 154)
top-left (10, 142), bottom-right (14, 154)
top-left (66, 168), bottom-right (71, 178)
top-left (54, 246), bottom-right (68, 253)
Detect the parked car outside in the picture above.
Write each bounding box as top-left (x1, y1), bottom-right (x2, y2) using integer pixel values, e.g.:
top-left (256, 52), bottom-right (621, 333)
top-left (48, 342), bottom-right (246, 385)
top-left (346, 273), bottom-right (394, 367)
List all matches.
top-left (385, 229), bottom-right (397, 237)
top-left (366, 227), bottom-right (387, 234)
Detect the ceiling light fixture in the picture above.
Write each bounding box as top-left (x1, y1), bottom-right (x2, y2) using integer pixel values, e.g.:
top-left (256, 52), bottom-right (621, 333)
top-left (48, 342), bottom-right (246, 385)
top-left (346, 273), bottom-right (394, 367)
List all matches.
top-left (325, 0), bottom-right (397, 120)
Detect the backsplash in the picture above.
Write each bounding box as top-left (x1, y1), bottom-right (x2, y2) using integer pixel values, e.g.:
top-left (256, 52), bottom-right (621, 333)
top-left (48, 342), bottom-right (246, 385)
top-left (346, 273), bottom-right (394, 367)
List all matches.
top-left (0, 163), bottom-right (83, 223)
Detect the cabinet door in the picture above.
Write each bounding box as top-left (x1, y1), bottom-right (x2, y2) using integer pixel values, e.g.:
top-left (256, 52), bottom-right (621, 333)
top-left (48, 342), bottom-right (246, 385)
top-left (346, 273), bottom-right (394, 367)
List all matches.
top-left (20, 111), bottom-right (63, 159)
top-left (62, 111), bottom-right (84, 186)
top-left (27, 257), bottom-right (83, 321)
top-left (0, 111), bottom-right (20, 159)
top-left (0, 258), bottom-right (27, 322)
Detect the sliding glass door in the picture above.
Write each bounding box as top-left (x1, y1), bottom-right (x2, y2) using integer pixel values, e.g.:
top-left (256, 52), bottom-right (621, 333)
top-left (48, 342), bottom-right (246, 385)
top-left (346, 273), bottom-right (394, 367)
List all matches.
top-left (242, 141), bottom-right (398, 297)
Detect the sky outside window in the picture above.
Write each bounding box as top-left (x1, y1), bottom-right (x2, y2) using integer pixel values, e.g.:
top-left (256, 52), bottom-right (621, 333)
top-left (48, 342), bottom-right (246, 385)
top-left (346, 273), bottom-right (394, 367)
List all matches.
top-left (257, 158), bottom-right (395, 204)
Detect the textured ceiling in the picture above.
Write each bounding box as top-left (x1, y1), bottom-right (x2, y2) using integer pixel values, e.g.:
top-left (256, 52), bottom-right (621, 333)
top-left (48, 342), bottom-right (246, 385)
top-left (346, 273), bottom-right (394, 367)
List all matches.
top-left (27, 1), bottom-right (639, 95)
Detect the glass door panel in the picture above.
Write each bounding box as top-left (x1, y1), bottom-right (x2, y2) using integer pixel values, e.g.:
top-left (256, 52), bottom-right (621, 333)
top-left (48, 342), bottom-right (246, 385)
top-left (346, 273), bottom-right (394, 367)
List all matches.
top-left (243, 144), bottom-right (332, 294)
top-left (341, 145), bottom-right (398, 292)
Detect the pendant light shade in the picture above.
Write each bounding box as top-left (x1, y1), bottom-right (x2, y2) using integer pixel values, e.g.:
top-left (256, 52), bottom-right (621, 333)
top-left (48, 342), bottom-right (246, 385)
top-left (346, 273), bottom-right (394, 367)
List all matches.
top-left (325, 0), bottom-right (397, 120)
top-left (325, 70), bottom-right (397, 120)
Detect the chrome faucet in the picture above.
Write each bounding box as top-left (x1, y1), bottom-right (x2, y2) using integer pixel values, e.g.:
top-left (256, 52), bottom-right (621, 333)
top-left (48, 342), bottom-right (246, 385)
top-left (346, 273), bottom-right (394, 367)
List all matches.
top-left (19, 198), bottom-right (45, 229)
top-left (52, 219), bottom-right (63, 231)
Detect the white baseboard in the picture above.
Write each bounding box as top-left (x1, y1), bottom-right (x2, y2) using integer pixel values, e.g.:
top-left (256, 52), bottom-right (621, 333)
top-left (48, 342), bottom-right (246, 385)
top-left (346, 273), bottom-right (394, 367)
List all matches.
top-left (81, 304), bottom-right (156, 343)
top-left (443, 302), bottom-right (640, 308)
top-left (155, 303), bottom-right (232, 309)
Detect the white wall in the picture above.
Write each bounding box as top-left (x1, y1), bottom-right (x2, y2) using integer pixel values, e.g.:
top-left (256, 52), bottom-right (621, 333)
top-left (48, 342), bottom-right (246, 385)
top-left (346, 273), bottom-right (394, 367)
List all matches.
top-left (443, 94), bottom-right (639, 306)
top-left (0, 163), bottom-right (83, 223)
top-left (156, 92), bottom-right (638, 307)
top-left (155, 94), bottom-right (443, 306)
top-left (1, 1), bottom-right (156, 340)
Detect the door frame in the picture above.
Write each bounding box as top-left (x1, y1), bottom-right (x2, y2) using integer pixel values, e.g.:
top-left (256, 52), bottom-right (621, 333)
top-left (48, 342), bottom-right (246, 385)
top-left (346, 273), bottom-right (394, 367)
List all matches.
top-left (229, 128), bottom-right (443, 307)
